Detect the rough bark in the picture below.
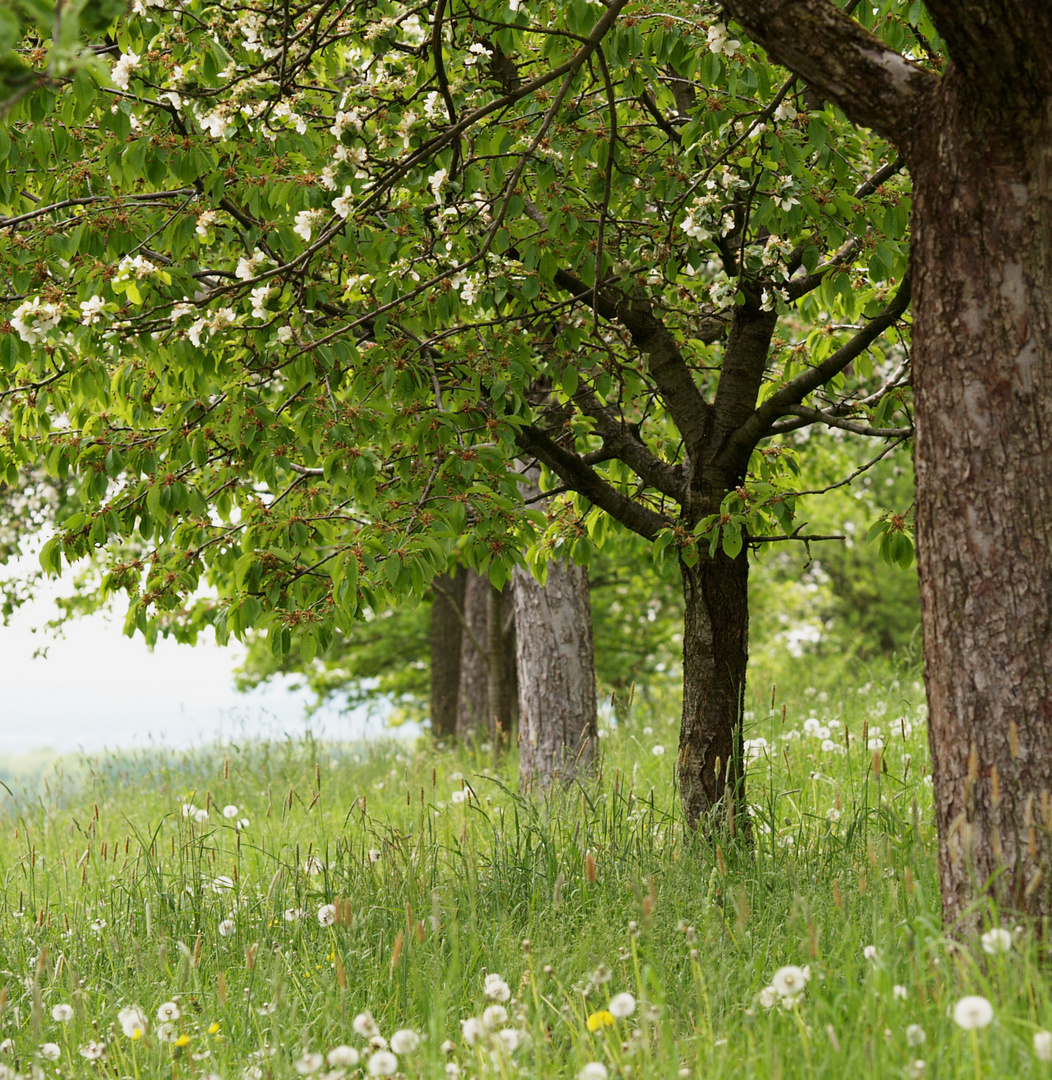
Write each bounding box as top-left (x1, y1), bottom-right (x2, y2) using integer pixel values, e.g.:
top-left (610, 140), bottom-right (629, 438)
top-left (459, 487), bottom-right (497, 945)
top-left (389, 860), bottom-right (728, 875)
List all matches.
top-left (678, 550), bottom-right (751, 833)
top-left (722, 0), bottom-right (1052, 927)
top-left (908, 74), bottom-right (1052, 929)
top-left (513, 468), bottom-right (598, 790)
top-left (455, 569), bottom-right (491, 741)
top-left (513, 557), bottom-right (598, 790)
top-left (454, 569), bottom-right (515, 744)
top-left (429, 570), bottom-right (465, 740)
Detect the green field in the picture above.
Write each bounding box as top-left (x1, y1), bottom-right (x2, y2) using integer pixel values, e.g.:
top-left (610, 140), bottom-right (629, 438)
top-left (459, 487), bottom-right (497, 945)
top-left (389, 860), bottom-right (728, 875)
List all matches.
top-left (1, 677), bottom-right (1046, 1079)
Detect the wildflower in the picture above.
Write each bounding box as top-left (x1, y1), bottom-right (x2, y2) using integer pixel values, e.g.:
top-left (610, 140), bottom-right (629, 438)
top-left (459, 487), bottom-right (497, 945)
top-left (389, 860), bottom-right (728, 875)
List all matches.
top-left (284, 908), bottom-right (304, 922)
top-left (317, 904), bottom-right (337, 926)
top-left (111, 51), bottom-right (140, 90)
top-left (446, 1065), bottom-right (460, 1078)
top-left (652, 745), bottom-right (666, 757)
top-left (893, 985), bottom-right (908, 1001)
top-left (579, 1065), bottom-right (609, 1080)
top-left (907, 1024), bottom-right (926, 1047)
top-left (223, 805), bottom-right (239, 818)
top-left (953, 996), bottom-right (994, 1030)
top-left (609, 992), bottom-right (635, 1018)
top-left (441, 1040), bottom-right (455, 1055)
top-left (353, 1012), bottom-right (380, 1039)
top-left (80, 1041), bottom-right (106, 1060)
top-left (586, 1010), bottom-right (615, 1032)
top-left (157, 1001), bottom-right (181, 1022)
top-left (174, 1034), bottom-right (190, 1047)
top-left (118, 1005), bottom-right (148, 1038)
top-left (277, 326), bottom-right (294, 343)
top-left (40, 1043), bottom-right (61, 1060)
top-left (367, 1050), bottom-right (398, 1076)
top-left (327, 1046), bottom-right (359, 1067)
top-left (208, 1023), bottom-right (220, 1034)
top-left (496, 1028), bottom-right (522, 1053)
top-left (863, 945), bottom-right (878, 961)
top-left (484, 974), bottom-right (511, 1002)
top-left (908, 1063), bottom-right (925, 1078)
top-left (461, 1018), bottom-right (481, 1045)
top-left (295, 1053), bottom-right (324, 1074)
top-left (305, 857), bottom-right (324, 876)
top-left (212, 875), bottom-right (234, 893)
top-left (451, 790), bottom-right (467, 805)
top-left (980, 928), bottom-right (1012, 954)
top-left (219, 919), bottom-right (235, 937)
top-left (1035, 1031), bottom-right (1052, 1061)
top-left (481, 1005), bottom-right (508, 1030)
top-left (758, 986), bottom-right (778, 1009)
top-left (389, 1030), bottom-right (420, 1054)
top-left (194, 807), bottom-right (210, 823)
top-left (157, 1023), bottom-right (178, 1041)
top-left (771, 965), bottom-right (809, 998)
top-left (80, 296), bottom-right (106, 325)
top-left (368, 848), bottom-right (382, 863)
top-left (52, 1004), bottom-right (74, 1022)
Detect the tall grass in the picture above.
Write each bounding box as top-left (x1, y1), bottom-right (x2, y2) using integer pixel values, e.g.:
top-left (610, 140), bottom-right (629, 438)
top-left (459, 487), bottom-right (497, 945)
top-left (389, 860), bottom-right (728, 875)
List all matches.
top-left (0, 675), bottom-right (1047, 1079)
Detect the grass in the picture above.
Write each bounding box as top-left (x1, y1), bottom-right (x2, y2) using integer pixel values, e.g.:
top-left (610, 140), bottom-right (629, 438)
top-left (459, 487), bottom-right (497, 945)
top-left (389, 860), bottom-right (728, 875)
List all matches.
top-left (1, 673), bottom-right (1049, 1080)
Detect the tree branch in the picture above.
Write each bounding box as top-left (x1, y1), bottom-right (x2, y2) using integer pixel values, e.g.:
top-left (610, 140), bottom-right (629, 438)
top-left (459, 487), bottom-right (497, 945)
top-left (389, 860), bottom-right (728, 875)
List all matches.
top-left (721, 0), bottom-right (938, 148)
top-left (550, 266), bottom-right (711, 450)
top-left (514, 424), bottom-right (669, 542)
top-left (778, 403), bottom-right (911, 439)
top-left (572, 386), bottom-right (686, 499)
top-left (718, 273), bottom-right (911, 465)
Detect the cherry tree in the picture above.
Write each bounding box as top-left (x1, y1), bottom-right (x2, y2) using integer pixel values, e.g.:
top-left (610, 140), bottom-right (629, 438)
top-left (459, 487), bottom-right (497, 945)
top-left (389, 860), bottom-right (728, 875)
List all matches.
top-left (1, 0), bottom-right (915, 815)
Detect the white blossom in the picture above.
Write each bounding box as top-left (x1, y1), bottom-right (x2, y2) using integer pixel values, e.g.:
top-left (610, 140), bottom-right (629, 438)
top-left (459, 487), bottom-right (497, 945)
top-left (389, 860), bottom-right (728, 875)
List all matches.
top-left (111, 51), bottom-right (140, 90)
top-left (250, 286), bottom-right (271, 320)
top-left (332, 186), bottom-right (354, 219)
top-left (80, 295), bottom-right (106, 325)
top-left (11, 297), bottom-right (63, 344)
top-left (707, 24), bottom-right (741, 57)
top-left (294, 209), bottom-right (324, 242)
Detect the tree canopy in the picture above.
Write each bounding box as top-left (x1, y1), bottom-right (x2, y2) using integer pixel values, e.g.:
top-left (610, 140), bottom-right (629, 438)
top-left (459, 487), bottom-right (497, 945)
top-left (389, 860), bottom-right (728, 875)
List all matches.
top-left (0, 0), bottom-right (918, 672)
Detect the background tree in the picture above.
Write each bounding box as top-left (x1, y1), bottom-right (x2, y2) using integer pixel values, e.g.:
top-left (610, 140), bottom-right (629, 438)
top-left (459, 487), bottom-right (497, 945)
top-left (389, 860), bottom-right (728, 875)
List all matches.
top-left (723, 0), bottom-right (1052, 930)
top-left (1, 0), bottom-right (917, 833)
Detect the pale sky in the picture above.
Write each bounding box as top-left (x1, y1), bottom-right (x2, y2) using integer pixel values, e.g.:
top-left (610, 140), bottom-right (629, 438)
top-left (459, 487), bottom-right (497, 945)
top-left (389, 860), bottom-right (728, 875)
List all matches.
top-left (0, 574), bottom-right (394, 757)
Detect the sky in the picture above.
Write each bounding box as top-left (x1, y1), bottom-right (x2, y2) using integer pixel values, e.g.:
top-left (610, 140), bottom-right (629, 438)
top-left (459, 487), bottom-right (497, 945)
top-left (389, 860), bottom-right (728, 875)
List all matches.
top-left (0, 574), bottom-right (396, 757)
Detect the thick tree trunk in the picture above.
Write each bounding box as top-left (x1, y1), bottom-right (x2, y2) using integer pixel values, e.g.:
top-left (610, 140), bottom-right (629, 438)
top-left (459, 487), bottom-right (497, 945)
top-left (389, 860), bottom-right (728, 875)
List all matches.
top-left (455, 570), bottom-right (491, 741)
top-left (677, 549), bottom-right (750, 834)
top-left (430, 571), bottom-right (465, 740)
top-left (909, 76), bottom-right (1052, 929)
top-left (455, 570), bottom-right (515, 744)
top-left (514, 557), bottom-right (598, 790)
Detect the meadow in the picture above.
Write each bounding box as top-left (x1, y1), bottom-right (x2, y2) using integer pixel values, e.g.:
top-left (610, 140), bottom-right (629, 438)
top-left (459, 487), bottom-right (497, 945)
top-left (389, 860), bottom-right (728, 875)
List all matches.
top-left (1, 672), bottom-right (1048, 1080)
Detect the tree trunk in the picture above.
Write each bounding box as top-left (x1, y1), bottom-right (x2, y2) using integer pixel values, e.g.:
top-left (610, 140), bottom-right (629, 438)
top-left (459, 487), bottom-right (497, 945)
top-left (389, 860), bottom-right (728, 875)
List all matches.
top-left (677, 549), bottom-right (750, 834)
top-left (514, 557), bottom-right (598, 790)
top-left (909, 75), bottom-right (1052, 929)
top-left (455, 570), bottom-right (515, 744)
top-left (430, 571), bottom-right (465, 740)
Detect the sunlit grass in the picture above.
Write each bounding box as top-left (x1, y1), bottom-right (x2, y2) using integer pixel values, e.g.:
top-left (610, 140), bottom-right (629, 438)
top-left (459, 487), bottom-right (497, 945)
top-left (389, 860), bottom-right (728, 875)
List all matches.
top-left (1, 674), bottom-right (1049, 1078)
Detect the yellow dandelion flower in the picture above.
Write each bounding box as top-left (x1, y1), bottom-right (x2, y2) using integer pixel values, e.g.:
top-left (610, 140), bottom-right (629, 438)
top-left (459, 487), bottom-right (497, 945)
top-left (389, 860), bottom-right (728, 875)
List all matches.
top-left (586, 1010), bottom-right (615, 1032)
top-left (208, 1023), bottom-right (220, 1035)
top-left (130, 1029), bottom-right (143, 1042)
top-left (174, 1035), bottom-right (190, 1047)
